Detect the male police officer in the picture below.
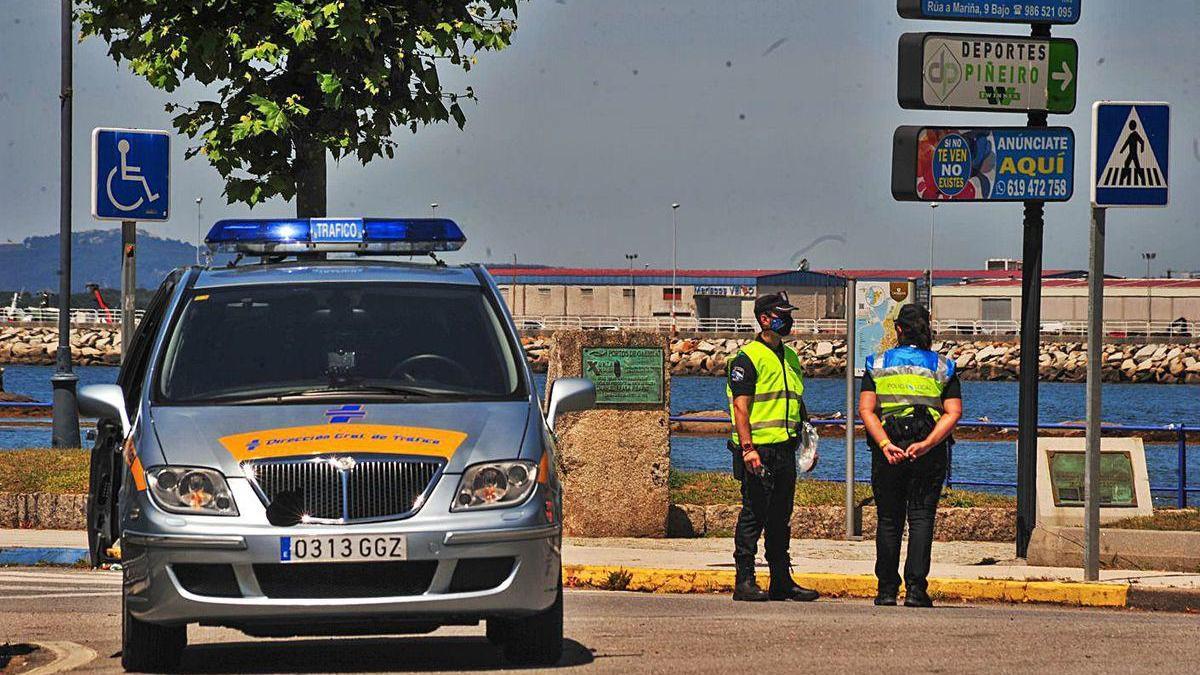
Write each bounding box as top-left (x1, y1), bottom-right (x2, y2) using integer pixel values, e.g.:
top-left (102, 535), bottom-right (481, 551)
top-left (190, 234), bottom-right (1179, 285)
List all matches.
top-left (726, 292), bottom-right (820, 602)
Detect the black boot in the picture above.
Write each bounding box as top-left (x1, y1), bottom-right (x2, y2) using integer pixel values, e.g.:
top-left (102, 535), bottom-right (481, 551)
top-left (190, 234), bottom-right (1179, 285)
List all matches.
top-left (874, 587), bottom-right (898, 606)
top-left (733, 569), bottom-right (769, 602)
top-left (904, 587), bottom-right (934, 608)
top-left (768, 562), bottom-right (819, 602)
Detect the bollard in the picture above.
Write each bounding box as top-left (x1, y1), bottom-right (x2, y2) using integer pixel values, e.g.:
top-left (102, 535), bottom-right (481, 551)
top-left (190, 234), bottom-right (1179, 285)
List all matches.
top-left (0, 365), bottom-right (4, 392)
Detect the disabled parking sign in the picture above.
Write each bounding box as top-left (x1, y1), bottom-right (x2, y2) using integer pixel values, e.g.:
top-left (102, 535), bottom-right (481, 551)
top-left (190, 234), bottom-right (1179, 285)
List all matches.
top-left (1091, 102), bottom-right (1169, 208)
top-left (91, 128), bottom-right (170, 221)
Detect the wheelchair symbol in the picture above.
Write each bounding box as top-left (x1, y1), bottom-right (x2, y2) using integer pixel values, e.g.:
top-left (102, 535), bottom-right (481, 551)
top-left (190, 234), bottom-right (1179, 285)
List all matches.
top-left (106, 139), bottom-right (160, 212)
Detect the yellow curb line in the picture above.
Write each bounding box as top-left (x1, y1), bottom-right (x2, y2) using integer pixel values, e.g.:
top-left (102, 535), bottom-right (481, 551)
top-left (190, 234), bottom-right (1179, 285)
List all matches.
top-left (562, 565), bottom-right (1129, 608)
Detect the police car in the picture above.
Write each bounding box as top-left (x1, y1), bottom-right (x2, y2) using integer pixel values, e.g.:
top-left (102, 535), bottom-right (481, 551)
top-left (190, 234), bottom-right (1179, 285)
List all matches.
top-left (79, 218), bottom-right (595, 671)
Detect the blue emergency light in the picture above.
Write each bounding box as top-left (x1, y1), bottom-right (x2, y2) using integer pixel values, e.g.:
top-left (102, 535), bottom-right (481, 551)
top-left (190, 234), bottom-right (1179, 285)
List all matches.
top-left (204, 217), bottom-right (466, 255)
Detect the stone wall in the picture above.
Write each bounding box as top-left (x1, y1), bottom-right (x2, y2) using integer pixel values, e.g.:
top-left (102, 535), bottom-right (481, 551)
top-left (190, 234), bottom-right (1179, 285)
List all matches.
top-left (0, 326), bottom-right (120, 366)
top-left (0, 492), bottom-right (88, 529)
top-left (3, 326), bottom-right (1198, 384)
top-left (524, 335), bottom-right (1200, 384)
top-left (669, 504), bottom-right (1016, 542)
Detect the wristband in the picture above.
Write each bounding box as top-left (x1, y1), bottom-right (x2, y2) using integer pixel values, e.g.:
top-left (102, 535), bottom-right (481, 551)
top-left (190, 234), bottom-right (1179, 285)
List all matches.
top-left (741, 444), bottom-right (756, 456)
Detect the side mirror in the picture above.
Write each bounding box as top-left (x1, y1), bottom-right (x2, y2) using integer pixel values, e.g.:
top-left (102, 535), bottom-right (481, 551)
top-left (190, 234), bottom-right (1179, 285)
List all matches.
top-left (79, 384), bottom-right (130, 437)
top-left (545, 377), bottom-right (596, 430)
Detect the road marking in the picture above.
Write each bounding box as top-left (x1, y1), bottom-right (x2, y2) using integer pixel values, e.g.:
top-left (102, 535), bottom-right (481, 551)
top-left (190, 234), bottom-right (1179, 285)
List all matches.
top-left (25, 641), bottom-right (98, 675)
top-left (0, 571), bottom-right (121, 584)
top-left (0, 591), bottom-right (118, 600)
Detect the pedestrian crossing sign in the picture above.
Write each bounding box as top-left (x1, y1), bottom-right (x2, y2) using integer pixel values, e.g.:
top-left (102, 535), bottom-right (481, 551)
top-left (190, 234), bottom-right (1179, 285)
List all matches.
top-left (1091, 102), bottom-right (1170, 208)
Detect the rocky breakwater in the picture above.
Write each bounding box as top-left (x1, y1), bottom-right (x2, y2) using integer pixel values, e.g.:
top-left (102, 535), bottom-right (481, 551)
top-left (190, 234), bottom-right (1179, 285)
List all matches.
top-left (0, 326), bottom-right (120, 366)
top-left (520, 333), bottom-right (1200, 383)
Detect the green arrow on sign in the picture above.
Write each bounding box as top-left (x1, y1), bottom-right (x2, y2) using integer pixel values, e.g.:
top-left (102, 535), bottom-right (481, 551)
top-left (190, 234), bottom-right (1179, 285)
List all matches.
top-left (1047, 41), bottom-right (1078, 114)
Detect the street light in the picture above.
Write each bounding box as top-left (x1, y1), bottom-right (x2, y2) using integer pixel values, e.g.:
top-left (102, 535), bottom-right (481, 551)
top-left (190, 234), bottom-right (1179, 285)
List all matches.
top-left (195, 197), bottom-right (203, 266)
top-left (671, 203), bottom-right (680, 330)
top-left (51, 0), bottom-right (80, 449)
top-left (927, 203), bottom-right (938, 312)
top-left (430, 202), bottom-right (439, 218)
top-left (1142, 251), bottom-right (1157, 327)
top-left (625, 253), bottom-right (639, 318)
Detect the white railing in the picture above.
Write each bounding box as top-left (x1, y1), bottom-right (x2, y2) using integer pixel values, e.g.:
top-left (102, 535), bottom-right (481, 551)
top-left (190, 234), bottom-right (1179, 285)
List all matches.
top-left (511, 315), bottom-right (1199, 338)
top-left (511, 315), bottom-right (846, 334)
top-left (0, 308), bottom-right (145, 326)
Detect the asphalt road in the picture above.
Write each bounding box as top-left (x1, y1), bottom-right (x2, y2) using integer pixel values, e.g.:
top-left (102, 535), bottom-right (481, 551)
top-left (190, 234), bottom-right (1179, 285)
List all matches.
top-left (0, 567), bottom-right (1195, 674)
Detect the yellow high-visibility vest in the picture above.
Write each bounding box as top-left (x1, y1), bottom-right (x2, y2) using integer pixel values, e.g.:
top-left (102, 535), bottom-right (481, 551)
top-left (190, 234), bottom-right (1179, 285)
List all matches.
top-left (727, 340), bottom-right (805, 445)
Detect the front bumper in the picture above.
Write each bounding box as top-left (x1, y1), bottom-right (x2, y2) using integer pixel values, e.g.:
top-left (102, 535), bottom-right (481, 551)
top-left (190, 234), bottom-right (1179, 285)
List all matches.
top-left (121, 481), bottom-right (561, 628)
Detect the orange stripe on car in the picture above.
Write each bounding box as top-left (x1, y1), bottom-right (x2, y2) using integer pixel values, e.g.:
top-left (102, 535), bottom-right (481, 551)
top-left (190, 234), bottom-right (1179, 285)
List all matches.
top-left (219, 424), bottom-right (468, 462)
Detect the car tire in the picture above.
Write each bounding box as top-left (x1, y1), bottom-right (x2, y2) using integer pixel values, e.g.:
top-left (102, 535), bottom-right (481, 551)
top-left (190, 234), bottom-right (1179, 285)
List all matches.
top-left (500, 576), bottom-right (563, 666)
top-left (485, 619), bottom-right (510, 647)
top-left (121, 583), bottom-right (186, 672)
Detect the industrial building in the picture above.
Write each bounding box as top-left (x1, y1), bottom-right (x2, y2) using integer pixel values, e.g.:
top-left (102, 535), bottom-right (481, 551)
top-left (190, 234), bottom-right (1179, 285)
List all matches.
top-left (484, 264), bottom-right (1200, 335)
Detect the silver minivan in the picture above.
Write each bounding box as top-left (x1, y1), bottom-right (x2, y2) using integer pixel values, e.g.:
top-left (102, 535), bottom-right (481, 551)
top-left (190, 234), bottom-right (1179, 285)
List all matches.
top-left (80, 218), bottom-right (594, 671)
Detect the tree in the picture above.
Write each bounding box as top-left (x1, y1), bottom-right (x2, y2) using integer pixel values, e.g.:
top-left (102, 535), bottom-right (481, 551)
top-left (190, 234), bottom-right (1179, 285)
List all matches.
top-left (79, 1), bottom-right (519, 217)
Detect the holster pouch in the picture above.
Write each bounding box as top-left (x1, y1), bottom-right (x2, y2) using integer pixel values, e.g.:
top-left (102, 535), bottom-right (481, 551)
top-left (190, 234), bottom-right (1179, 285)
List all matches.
top-left (882, 406), bottom-right (936, 450)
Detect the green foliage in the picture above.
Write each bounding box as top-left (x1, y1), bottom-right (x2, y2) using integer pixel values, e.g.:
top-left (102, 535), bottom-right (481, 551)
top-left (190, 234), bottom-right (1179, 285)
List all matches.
top-left (78, 0), bottom-right (520, 209)
top-left (0, 449), bottom-right (91, 494)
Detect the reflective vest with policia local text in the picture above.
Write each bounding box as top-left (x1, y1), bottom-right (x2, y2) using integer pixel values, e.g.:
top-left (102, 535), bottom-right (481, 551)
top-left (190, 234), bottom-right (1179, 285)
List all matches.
top-left (866, 346), bottom-right (955, 421)
top-left (726, 340), bottom-right (805, 445)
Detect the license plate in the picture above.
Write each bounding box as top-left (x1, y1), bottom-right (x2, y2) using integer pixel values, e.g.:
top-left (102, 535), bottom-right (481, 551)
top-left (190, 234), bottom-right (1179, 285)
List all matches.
top-left (280, 534), bottom-right (407, 563)
top-left (309, 217), bottom-right (364, 243)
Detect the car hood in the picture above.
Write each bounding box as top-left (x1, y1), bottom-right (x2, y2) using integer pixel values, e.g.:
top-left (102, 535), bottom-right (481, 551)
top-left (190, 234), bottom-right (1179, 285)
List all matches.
top-left (149, 401), bottom-right (534, 476)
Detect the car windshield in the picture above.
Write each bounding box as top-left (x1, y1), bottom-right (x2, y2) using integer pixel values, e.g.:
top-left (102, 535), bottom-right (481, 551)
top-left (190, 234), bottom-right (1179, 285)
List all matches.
top-left (155, 282), bottom-right (524, 404)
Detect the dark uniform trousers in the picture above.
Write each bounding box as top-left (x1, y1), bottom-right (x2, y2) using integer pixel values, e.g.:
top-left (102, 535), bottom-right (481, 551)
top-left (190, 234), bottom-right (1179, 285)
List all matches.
top-left (732, 439), bottom-right (798, 574)
top-left (870, 441), bottom-right (948, 594)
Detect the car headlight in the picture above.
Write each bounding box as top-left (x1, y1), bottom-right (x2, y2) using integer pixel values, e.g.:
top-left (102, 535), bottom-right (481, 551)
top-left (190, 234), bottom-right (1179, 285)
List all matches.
top-left (451, 461), bottom-right (538, 511)
top-left (146, 467), bottom-right (239, 516)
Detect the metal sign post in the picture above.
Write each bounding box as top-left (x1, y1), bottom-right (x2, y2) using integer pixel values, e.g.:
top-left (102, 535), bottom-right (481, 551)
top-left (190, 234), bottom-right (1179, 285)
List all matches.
top-left (844, 278), bottom-right (857, 540)
top-left (1083, 206), bottom-right (1105, 580)
top-left (1081, 101), bottom-right (1170, 579)
top-left (121, 221), bottom-right (137, 362)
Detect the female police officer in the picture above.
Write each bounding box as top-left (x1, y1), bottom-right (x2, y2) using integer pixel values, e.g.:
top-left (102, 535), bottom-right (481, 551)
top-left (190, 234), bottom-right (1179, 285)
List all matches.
top-left (726, 293), bottom-right (819, 603)
top-left (858, 304), bottom-right (962, 608)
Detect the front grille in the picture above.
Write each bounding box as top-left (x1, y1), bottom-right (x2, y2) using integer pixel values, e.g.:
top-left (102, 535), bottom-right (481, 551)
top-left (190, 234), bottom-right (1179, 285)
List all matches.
top-left (253, 561), bottom-right (437, 599)
top-left (244, 456), bottom-right (442, 522)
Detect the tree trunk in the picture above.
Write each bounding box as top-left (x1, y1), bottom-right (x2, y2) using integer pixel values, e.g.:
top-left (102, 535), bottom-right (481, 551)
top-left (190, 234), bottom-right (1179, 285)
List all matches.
top-left (294, 136), bottom-right (327, 218)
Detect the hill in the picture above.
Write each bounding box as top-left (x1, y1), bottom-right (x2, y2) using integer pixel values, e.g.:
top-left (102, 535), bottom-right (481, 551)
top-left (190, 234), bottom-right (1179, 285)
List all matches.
top-left (0, 229), bottom-right (200, 293)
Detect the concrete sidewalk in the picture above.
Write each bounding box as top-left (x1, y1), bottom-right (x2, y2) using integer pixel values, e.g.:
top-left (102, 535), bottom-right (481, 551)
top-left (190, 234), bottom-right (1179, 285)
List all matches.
top-left (563, 537), bottom-right (1200, 589)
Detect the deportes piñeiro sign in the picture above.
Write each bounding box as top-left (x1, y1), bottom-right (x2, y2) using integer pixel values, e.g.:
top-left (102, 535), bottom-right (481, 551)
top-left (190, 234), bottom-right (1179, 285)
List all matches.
top-left (892, 126), bottom-right (1075, 202)
top-left (899, 33), bottom-right (1077, 114)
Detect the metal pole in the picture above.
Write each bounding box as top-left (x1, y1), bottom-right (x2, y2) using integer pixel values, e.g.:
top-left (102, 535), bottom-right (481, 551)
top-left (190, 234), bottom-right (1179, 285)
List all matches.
top-left (671, 203), bottom-right (680, 330)
top-left (121, 221), bottom-right (136, 363)
top-left (1016, 21), bottom-right (1050, 559)
top-left (51, 0), bottom-right (80, 449)
top-left (844, 278), bottom-right (857, 539)
top-left (1178, 425), bottom-right (1188, 508)
top-left (1083, 206), bottom-right (1106, 581)
top-left (195, 197), bottom-right (203, 265)
top-left (928, 203), bottom-right (937, 312)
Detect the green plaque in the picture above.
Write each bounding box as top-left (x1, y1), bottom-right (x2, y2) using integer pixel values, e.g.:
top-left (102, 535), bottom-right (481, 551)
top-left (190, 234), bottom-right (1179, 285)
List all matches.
top-left (581, 347), bottom-right (664, 405)
top-left (1047, 450), bottom-right (1137, 508)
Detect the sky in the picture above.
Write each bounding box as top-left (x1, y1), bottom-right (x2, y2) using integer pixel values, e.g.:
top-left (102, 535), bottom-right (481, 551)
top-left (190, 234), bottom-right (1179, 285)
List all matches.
top-left (0, 1), bottom-right (1197, 277)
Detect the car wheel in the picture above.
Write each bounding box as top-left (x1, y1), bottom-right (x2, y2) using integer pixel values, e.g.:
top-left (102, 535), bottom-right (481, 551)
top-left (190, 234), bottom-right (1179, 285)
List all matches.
top-left (121, 579), bottom-right (186, 672)
top-left (500, 576), bottom-right (563, 666)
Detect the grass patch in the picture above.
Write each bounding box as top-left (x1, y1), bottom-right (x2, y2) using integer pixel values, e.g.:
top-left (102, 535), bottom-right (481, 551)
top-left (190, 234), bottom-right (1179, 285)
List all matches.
top-left (0, 449), bottom-right (90, 494)
top-left (1107, 509), bottom-right (1200, 531)
top-left (669, 469), bottom-right (1016, 509)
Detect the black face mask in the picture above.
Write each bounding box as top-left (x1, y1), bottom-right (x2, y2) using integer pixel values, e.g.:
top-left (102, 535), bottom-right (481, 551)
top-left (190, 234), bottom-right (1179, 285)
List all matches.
top-left (768, 313), bottom-right (794, 335)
